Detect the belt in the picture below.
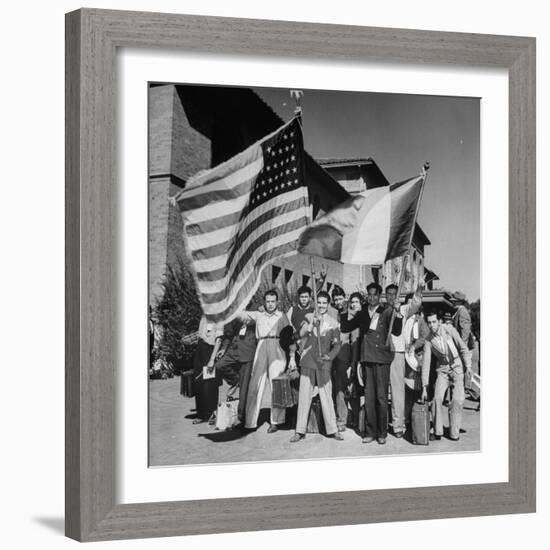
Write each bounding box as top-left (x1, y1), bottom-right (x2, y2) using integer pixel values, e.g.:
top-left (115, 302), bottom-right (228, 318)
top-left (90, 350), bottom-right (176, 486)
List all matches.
top-left (259, 336), bottom-right (280, 340)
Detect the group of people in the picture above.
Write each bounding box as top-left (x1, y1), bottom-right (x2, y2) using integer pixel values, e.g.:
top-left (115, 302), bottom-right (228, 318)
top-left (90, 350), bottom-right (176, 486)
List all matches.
top-left (190, 279), bottom-right (479, 445)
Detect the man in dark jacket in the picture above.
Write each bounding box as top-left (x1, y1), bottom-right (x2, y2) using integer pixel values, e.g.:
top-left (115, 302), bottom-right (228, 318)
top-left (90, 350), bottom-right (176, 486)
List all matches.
top-left (340, 282), bottom-right (403, 444)
top-left (214, 317), bottom-right (257, 424)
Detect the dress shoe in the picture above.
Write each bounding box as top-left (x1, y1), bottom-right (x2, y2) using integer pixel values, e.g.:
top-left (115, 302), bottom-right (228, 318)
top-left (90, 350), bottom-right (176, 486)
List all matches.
top-left (338, 425), bottom-right (346, 432)
top-left (376, 437), bottom-right (387, 445)
top-left (429, 433), bottom-right (441, 441)
top-left (289, 433), bottom-right (305, 443)
top-left (267, 424), bottom-right (278, 434)
top-left (394, 431), bottom-right (404, 439)
top-left (332, 432), bottom-right (344, 441)
top-left (449, 436), bottom-right (460, 441)
top-left (362, 436), bottom-right (375, 444)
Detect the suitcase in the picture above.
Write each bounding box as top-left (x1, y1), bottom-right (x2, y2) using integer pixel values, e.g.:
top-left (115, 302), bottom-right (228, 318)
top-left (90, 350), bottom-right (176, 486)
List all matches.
top-left (215, 398), bottom-right (240, 431)
top-left (180, 370), bottom-right (194, 397)
top-left (272, 374), bottom-right (297, 408)
top-left (411, 401), bottom-right (430, 445)
top-left (307, 396), bottom-right (326, 435)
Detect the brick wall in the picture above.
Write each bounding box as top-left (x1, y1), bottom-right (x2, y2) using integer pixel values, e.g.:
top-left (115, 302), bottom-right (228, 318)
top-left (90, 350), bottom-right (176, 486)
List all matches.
top-left (171, 88), bottom-right (211, 181)
top-left (148, 85), bottom-right (212, 305)
top-left (149, 85), bottom-right (174, 176)
top-left (149, 176), bottom-right (171, 304)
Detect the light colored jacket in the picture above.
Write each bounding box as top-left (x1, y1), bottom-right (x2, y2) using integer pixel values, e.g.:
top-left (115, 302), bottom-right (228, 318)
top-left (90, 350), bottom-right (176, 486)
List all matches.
top-left (389, 293), bottom-right (422, 352)
top-left (421, 324), bottom-right (472, 387)
top-left (453, 305), bottom-right (472, 345)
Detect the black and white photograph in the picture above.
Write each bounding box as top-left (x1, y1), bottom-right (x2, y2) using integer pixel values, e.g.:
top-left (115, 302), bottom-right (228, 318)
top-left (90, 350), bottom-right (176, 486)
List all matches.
top-left (148, 82), bottom-right (481, 467)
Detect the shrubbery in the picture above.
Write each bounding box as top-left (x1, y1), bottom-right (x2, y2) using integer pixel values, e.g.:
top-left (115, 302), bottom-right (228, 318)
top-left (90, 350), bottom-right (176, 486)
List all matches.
top-left (153, 258), bottom-right (202, 372)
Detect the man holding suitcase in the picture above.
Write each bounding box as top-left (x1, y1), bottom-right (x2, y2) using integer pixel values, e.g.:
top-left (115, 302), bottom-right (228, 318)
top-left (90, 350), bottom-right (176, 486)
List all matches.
top-left (421, 311), bottom-right (472, 441)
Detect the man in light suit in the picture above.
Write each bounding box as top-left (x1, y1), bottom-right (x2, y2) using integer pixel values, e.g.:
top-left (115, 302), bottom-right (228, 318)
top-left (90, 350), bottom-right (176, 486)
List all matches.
top-left (421, 311), bottom-right (472, 441)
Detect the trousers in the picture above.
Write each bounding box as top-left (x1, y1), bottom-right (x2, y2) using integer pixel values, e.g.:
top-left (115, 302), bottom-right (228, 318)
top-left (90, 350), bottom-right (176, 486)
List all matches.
top-left (432, 363), bottom-right (465, 439)
top-left (331, 357), bottom-right (349, 429)
top-left (295, 368), bottom-right (338, 436)
top-left (390, 352), bottom-right (406, 433)
top-left (214, 350), bottom-right (253, 421)
top-left (363, 362), bottom-right (391, 438)
top-left (245, 339), bottom-right (286, 428)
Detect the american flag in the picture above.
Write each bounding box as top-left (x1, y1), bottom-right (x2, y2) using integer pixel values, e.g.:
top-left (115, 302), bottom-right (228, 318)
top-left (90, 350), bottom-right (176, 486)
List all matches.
top-left (173, 118), bottom-right (311, 323)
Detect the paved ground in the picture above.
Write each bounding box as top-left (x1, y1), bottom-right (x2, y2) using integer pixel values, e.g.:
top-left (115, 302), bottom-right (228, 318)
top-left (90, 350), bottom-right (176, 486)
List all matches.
top-left (149, 377), bottom-right (480, 467)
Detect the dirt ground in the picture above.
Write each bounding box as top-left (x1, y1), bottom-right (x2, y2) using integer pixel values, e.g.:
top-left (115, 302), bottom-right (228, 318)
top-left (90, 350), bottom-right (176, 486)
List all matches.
top-left (148, 376), bottom-right (481, 467)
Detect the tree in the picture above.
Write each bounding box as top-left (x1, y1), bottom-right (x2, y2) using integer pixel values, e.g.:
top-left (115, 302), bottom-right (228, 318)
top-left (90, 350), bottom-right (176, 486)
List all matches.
top-left (153, 258), bottom-right (202, 372)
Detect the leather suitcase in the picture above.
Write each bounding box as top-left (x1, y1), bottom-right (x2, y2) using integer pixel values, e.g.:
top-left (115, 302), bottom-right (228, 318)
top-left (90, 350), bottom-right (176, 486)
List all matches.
top-left (272, 374), bottom-right (297, 408)
top-left (411, 401), bottom-right (430, 445)
top-left (307, 396), bottom-right (326, 435)
top-left (180, 370), bottom-right (195, 397)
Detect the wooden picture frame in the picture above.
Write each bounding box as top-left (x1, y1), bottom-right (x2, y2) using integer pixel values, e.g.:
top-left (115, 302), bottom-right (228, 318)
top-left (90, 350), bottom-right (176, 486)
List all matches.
top-left (65, 8), bottom-right (536, 542)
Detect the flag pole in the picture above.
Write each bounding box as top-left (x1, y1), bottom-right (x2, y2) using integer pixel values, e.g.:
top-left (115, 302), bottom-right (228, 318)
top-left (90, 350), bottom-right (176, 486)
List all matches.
top-left (309, 257), bottom-right (323, 356)
top-left (386, 162), bottom-right (430, 345)
top-left (291, 89), bottom-right (322, 356)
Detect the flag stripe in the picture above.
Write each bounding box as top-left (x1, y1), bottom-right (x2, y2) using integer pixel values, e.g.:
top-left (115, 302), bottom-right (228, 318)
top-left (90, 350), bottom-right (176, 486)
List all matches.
top-left (203, 252), bottom-right (297, 322)
top-left (177, 156), bottom-right (263, 211)
top-left (181, 190), bottom-right (251, 226)
top-left (178, 152), bottom-right (264, 201)
top-left (193, 206), bottom-right (309, 273)
top-left (178, 176), bottom-right (257, 212)
top-left (197, 224), bottom-right (306, 294)
top-left (201, 244), bottom-right (298, 317)
top-left (187, 191), bottom-right (307, 254)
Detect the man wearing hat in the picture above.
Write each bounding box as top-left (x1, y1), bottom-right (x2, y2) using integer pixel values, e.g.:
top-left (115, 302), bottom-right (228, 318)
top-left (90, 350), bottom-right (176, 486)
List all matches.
top-left (452, 292), bottom-right (472, 345)
top-left (442, 311), bottom-right (453, 325)
top-left (452, 292), bottom-right (479, 399)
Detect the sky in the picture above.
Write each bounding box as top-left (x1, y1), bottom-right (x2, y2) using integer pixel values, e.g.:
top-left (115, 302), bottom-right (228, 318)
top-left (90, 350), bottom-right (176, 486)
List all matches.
top-left (254, 87), bottom-right (480, 301)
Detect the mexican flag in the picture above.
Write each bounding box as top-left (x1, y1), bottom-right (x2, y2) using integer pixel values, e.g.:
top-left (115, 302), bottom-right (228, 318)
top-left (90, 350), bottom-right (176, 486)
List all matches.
top-left (298, 173), bottom-right (425, 265)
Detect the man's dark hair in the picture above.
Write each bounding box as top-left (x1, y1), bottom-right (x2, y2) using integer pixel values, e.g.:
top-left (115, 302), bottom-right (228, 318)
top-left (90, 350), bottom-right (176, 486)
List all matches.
top-left (331, 286), bottom-right (345, 300)
top-left (264, 289), bottom-right (279, 301)
top-left (297, 285), bottom-right (312, 296)
top-left (317, 290), bottom-right (331, 303)
top-left (426, 310), bottom-right (440, 320)
top-left (385, 283), bottom-right (398, 294)
top-left (366, 282), bottom-right (382, 294)
top-left (349, 292), bottom-right (363, 304)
